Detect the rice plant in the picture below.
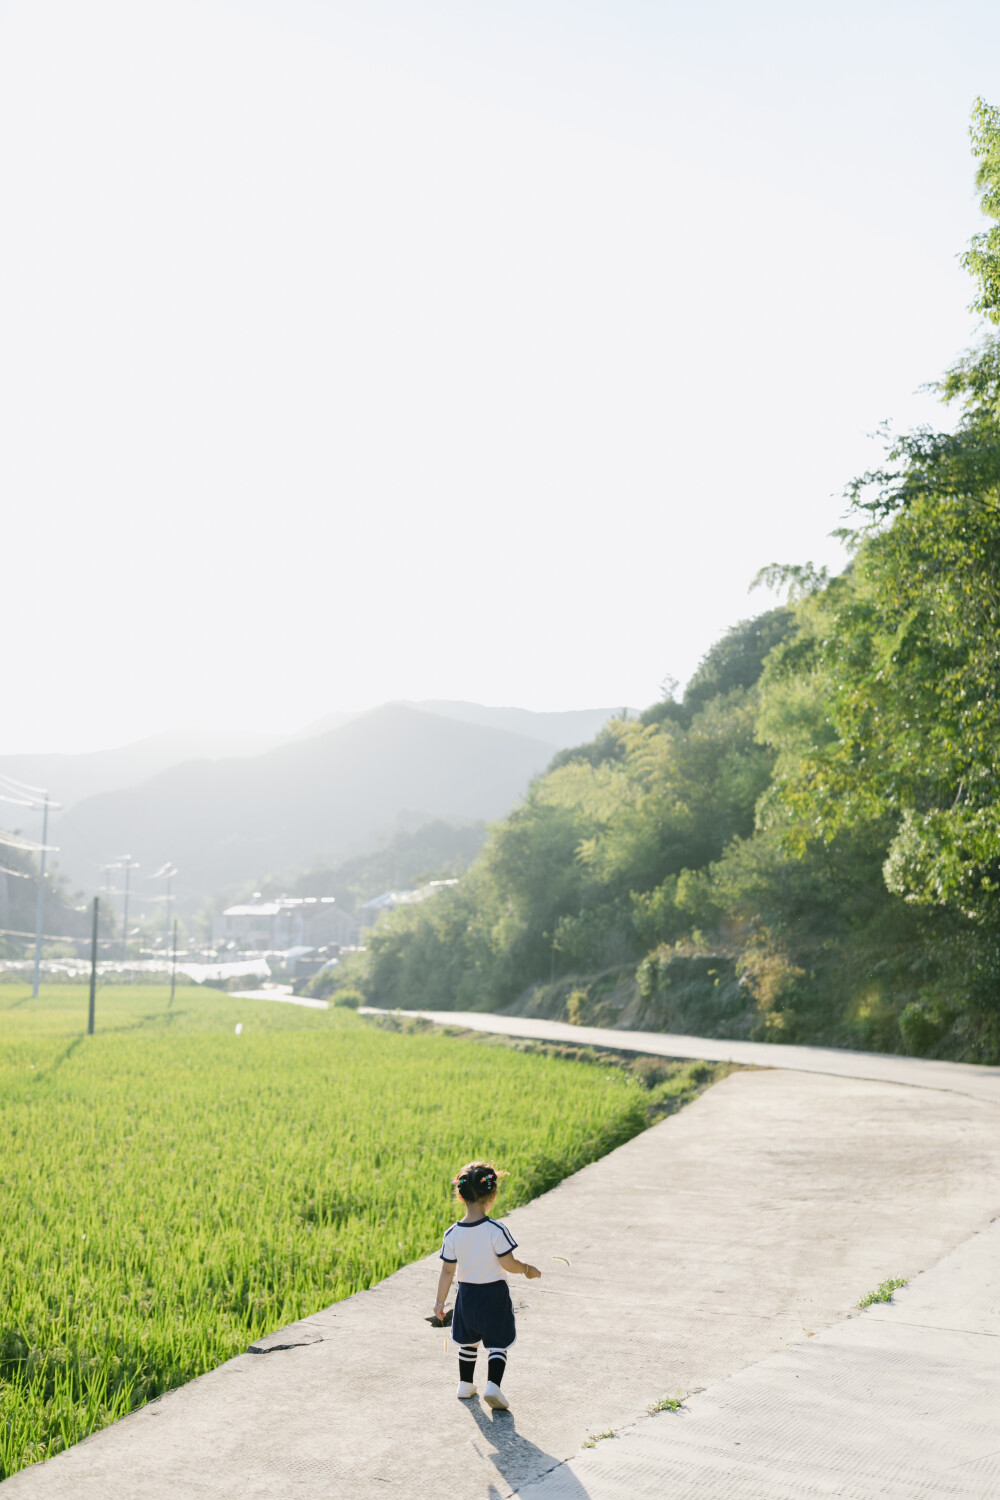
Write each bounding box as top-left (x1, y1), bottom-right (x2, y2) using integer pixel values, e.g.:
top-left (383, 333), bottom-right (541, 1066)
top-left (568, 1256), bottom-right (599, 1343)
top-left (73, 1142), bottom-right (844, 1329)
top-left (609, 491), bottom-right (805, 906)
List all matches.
top-left (0, 984), bottom-right (649, 1477)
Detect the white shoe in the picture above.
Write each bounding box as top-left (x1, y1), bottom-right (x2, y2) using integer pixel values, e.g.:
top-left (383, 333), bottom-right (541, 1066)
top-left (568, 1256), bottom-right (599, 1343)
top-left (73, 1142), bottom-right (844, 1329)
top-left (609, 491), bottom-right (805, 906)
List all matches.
top-left (456, 1381), bottom-right (477, 1399)
top-left (484, 1382), bottom-right (509, 1410)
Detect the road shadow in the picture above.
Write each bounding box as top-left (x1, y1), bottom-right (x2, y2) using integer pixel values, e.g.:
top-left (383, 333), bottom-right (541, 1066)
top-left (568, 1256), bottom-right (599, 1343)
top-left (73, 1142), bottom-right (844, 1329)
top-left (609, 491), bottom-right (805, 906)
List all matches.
top-left (463, 1399), bottom-right (592, 1498)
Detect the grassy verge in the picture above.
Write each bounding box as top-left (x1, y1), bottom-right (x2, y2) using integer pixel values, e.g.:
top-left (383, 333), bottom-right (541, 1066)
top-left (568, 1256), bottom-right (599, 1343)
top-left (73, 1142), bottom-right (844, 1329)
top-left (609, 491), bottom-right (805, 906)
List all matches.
top-left (368, 1010), bottom-right (737, 1126)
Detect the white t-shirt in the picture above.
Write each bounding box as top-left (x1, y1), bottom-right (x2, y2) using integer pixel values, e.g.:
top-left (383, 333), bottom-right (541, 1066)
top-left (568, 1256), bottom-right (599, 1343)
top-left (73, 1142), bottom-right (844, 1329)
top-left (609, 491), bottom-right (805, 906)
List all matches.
top-left (439, 1217), bottom-right (519, 1284)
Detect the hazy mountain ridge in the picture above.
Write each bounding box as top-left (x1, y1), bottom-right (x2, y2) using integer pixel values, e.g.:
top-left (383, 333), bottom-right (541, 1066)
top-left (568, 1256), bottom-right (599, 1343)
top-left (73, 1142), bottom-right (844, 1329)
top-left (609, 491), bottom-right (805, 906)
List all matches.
top-left (0, 727), bottom-right (285, 810)
top-left (4, 703), bottom-right (624, 811)
top-left (289, 702), bottom-right (626, 748)
top-left (56, 705), bottom-right (558, 897)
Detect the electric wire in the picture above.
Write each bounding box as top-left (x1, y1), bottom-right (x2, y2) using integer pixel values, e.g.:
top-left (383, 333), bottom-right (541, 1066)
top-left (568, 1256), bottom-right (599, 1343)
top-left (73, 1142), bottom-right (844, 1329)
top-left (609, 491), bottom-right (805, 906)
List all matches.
top-left (101, 889), bottom-right (172, 902)
top-left (0, 769), bottom-right (51, 797)
top-left (0, 926), bottom-right (88, 942)
top-left (0, 830), bottom-right (60, 853)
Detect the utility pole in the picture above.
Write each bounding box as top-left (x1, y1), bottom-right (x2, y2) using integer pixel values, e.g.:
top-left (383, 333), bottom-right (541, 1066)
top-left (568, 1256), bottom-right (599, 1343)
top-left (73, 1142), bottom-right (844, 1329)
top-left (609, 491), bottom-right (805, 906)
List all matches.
top-left (119, 856), bottom-right (135, 964)
top-left (88, 896), bottom-right (99, 1034)
top-left (169, 917), bottom-right (178, 1006)
top-left (31, 793), bottom-right (50, 998)
top-left (149, 863), bottom-right (178, 948)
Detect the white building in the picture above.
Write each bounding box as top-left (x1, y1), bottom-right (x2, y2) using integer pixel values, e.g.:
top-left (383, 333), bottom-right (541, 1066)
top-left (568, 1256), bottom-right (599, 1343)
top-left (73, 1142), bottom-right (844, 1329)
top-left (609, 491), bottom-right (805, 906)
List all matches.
top-left (213, 896), bottom-right (358, 953)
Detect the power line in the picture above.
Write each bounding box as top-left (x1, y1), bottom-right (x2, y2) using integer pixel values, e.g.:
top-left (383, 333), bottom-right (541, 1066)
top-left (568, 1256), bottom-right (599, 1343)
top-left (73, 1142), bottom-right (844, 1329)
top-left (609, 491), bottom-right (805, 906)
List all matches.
top-left (0, 791), bottom-right (39, 809)
top-left (0, 781), bottom-right (60, 812)
top-left (101, 888), bottom-right (170, 902)
top-left (0, 770), bottom-right (51, 798)
top-left (0, 926), bottom-right (86, 942)
top-left (0, 830), bottom-right (59, 853)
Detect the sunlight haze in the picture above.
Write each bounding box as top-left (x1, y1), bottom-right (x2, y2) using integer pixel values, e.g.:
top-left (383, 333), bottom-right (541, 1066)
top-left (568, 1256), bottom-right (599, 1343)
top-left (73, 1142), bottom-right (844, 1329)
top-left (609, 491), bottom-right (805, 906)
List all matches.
top-left (3, 0), bottom-right (998, 754)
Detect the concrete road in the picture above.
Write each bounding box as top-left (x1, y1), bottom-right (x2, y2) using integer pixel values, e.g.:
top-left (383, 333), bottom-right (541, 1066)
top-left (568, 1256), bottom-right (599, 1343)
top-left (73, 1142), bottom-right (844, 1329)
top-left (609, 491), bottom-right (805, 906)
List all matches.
top-left (363, 1008), bottom-right (1000, 1104)
top-left (5, 1065), bottom-right (1000, 1499)
top-left (230, 986), bottom-right (330, 1010)
top-left (515, 1218), bottom-right (1000, 1499)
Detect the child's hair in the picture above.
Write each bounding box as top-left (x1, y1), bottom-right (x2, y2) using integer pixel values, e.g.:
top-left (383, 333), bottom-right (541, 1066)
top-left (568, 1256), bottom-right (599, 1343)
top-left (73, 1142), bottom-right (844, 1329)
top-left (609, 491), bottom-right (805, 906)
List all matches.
top-left (451, 1160), bottom-right (508, 1204)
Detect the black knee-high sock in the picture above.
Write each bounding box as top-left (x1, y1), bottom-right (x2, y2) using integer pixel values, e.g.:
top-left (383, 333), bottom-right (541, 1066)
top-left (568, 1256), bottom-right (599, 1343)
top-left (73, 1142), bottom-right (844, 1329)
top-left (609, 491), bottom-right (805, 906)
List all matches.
top-left (458, 1344), bottom-right (477, 1383)
top-left (487, 1348), bottom-right (507, 1386)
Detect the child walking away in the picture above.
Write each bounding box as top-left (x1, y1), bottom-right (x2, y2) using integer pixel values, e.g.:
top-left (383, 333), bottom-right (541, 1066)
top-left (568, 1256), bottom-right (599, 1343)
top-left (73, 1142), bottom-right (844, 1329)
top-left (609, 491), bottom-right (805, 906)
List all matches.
top-left (434, 1161), bottom-right (540, 1410)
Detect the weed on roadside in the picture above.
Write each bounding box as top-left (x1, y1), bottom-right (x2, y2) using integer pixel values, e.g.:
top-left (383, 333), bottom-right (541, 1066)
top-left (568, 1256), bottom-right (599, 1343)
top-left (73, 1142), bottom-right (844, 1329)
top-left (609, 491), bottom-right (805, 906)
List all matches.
top-left (648, 1394), bottom-right (684, 1413)
top-left (582, 1429), bottom-right (617, 1448)
top-left (857, 1276), bottom-right (907, 1308)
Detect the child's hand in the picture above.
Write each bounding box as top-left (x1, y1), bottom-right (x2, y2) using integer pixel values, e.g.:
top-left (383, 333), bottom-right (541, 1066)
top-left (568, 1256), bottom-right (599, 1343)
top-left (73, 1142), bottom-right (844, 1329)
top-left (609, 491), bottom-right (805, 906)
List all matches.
top-left (524, 1264), bottom-right (541, 1279)
top-left (432, 1299), bottom-right (446, 1318)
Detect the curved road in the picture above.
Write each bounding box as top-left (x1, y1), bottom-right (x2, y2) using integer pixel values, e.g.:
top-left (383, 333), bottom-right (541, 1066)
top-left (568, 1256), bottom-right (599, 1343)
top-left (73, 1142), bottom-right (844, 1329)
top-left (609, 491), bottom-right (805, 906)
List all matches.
top-left (362, 1006), bottom-right (1000, 1104)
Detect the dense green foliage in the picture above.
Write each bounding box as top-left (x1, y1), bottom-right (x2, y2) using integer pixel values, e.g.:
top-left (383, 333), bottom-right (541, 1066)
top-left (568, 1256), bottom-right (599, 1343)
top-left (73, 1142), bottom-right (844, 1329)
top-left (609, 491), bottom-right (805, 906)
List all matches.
top-left (361, 101), bottom-right (1000, 1063)
top-left (0, 984), bottom-right (652, 1477)
top-left (364, 610), bottom-right (789, 1014)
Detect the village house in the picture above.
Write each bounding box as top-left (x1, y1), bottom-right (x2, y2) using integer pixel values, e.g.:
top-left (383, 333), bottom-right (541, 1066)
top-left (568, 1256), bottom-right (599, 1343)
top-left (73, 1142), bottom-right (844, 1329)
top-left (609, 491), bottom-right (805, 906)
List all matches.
top-left (213, 896), bottom-right (357, 953)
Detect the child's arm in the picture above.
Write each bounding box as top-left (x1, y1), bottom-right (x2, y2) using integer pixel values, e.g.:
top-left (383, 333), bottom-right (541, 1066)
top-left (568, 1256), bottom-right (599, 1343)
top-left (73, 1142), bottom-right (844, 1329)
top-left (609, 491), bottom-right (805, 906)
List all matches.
top-left (499, 1250), bottom-right (541, 1280)
top-left (433, 1259), bottom-right (456, 1318)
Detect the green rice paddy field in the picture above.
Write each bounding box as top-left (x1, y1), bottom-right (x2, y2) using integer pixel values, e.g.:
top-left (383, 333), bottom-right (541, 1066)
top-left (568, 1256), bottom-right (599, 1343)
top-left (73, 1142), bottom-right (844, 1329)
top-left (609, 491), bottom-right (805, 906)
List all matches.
top-left (0, 983), bottom-right (657, 1478)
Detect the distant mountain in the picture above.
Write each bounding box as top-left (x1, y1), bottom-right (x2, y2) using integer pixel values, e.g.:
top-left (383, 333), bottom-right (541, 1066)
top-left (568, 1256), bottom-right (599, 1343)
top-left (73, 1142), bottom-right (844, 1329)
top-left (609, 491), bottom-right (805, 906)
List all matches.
top-left (292, 702), bottom-right (627, 749)
top-left (0, 727), bottom-right (284, 811)
top-left (286, 709), bottom-right (356, 741)
top-left (405, 702), bottom-right (631, 748)
top-left (5, 705), bottom-right (627, 815)
top-left (56, 706), bottom-right (555, 897)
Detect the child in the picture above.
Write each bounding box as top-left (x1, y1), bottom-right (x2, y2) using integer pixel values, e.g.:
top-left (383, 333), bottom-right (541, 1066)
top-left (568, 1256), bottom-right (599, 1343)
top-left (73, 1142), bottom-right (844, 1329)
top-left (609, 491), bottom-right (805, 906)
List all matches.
top-left (433, 1160), bottom-right (540, 1410)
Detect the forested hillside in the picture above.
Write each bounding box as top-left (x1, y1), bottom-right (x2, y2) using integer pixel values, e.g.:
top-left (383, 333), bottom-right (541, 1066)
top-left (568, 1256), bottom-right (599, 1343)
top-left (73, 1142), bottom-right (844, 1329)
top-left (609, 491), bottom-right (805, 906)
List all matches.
top-left (356, 100), bottom-right (1000, 1064)
top-left (0, 837), bottom-right (89, 956)
top-left (257, 820), bottom-right (488, 911)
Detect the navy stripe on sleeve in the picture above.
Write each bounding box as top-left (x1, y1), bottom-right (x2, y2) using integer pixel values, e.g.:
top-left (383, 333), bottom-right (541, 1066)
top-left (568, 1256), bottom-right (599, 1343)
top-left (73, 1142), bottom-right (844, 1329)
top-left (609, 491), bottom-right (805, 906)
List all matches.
top-left (491, 1219), bottom-right (518, 1251)
top-left (439, 1253), bottom-right (457, 1262)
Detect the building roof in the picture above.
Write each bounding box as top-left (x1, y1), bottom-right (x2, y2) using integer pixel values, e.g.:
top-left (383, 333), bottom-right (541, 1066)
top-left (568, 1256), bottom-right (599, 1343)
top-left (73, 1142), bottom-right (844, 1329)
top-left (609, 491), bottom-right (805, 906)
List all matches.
top-left (223, 896), bottom-right (340, 918)
top-left (359, 880), bottom-right (459, 913)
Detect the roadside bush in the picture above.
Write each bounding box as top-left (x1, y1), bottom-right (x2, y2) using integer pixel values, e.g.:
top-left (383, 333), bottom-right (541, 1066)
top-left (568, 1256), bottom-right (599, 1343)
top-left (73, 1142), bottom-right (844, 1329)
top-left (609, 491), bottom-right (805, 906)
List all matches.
top-left (897, 1000), bottom-right (949, 1057)
top-left (331, 988), bottom-right (363, 1009)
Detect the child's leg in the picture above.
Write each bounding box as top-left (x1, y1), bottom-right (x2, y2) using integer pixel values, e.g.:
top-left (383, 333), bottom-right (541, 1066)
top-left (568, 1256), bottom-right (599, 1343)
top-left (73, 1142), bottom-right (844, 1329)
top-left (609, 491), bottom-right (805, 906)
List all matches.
top-left (458, 1343), bottom-right (478, 1383)
top-left (487, 1348), bottom-right (507, 1386)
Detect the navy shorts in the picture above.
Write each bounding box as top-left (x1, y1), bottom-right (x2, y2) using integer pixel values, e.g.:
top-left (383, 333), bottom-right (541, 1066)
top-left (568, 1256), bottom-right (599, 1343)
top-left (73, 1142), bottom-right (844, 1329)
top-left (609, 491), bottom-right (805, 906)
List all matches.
top-left (451, 1279), bottom-right (517, 1350)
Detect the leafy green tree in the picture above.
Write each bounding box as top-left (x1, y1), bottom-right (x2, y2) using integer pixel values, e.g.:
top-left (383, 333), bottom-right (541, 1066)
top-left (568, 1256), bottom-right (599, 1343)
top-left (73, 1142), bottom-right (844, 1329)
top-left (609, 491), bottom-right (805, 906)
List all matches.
top-left (961, 98), bottom-right (1000, 324)
top-left (365, 100), bottom-right (1000, 1062)
top-left (755, 105), bottom-right (1000, 932)
top-left (365, 615), bottom-right (783, 1009)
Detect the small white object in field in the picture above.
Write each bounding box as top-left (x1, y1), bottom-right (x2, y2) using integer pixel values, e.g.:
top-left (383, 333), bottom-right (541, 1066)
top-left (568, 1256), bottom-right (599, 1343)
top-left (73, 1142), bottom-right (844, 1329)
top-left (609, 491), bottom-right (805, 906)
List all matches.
top-left (235, 1023), bottom-right (243, 1035)
top-left (552, 1255), bottom-right (571, 1265)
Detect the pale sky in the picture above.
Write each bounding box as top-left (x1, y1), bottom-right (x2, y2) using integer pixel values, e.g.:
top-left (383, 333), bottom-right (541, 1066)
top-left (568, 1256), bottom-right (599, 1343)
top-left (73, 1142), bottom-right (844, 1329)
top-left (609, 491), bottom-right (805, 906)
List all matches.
top-left (3, 0), bottom-right (998, 755)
